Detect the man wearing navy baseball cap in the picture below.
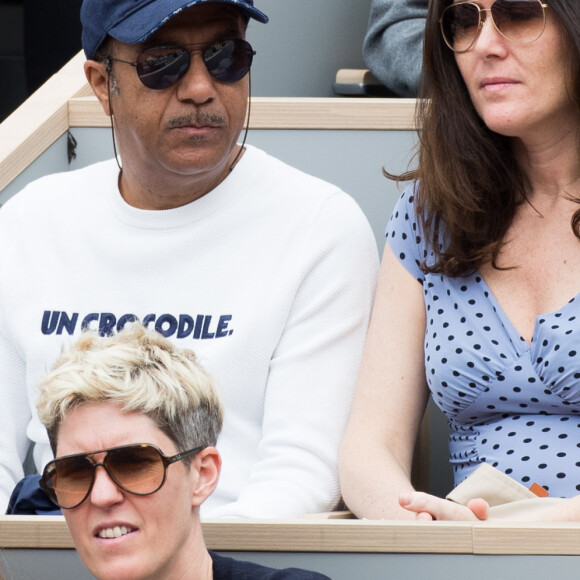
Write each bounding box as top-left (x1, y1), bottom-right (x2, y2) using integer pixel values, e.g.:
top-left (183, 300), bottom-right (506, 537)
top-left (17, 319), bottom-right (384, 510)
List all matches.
top-left (0, 0), bottom-right (378, 521)
top-left (81, 0), bottom-right (268, 60)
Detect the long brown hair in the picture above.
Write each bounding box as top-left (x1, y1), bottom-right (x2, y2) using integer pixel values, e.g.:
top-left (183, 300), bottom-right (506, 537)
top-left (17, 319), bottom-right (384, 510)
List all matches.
top-left (396, 0), bottom-right (580, 277)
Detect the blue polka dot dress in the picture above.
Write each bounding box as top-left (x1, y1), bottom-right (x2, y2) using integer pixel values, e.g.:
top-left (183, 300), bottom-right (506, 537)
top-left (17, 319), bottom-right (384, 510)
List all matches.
top-left (387, 186), bottom-right (580, 497)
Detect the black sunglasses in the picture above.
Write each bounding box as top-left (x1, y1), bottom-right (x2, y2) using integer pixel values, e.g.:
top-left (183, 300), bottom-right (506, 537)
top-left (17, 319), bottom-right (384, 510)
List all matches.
top-left (40, 443), bottom-right (204, 509)
top-left (107, 38), bottom-right (255, 90)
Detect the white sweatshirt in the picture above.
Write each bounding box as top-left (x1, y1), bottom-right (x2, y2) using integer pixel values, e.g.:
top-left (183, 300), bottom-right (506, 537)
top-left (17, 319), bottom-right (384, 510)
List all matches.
top-left (0, 145), bottom-right (378, 517)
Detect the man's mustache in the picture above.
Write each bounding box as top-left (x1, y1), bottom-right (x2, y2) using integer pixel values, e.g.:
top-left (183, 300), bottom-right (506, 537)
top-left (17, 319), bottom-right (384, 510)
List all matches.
top-left (168, 113), bottom-right (226, 128)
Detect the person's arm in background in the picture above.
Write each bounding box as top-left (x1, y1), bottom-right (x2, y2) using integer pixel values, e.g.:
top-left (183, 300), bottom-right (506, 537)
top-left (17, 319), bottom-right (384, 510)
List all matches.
top-left (363, 0), bottom-right (428, 97)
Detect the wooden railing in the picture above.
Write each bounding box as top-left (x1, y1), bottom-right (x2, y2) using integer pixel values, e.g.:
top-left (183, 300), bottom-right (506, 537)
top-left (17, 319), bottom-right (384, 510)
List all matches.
top-left (2, 516), bottom-right (580, 555)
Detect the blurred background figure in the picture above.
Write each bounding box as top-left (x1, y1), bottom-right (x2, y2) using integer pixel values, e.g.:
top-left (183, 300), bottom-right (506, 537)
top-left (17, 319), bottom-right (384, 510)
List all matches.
top-left (363, 0), bottom-right (428, 97)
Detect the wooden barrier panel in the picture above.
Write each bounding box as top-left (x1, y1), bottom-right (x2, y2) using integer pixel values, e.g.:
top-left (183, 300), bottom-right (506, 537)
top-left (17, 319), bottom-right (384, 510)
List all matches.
top-left (2, 517), bottom-right (580, 580)
top-left (3, 516), bottom-right (580, 553)
top-left (67, 96), bottom-right (417, 132)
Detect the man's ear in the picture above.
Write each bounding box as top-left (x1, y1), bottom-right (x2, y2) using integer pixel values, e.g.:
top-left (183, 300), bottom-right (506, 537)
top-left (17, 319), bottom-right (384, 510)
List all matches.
top-left (84, 59), bottom-right (112, 117)
top-left (191, 447), bottom-right (221, 507)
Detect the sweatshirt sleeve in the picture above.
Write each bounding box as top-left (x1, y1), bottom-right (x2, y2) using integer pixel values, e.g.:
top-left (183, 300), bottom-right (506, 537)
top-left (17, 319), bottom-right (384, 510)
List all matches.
top-left (205, 192), bottom-right (379, 518)
top-left (0, 204), bottom-right (34, 511)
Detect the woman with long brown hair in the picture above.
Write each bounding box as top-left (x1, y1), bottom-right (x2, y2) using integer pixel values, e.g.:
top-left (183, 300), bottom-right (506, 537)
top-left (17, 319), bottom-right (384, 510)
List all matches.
top-left (340, 0), bottom-right (580, 520)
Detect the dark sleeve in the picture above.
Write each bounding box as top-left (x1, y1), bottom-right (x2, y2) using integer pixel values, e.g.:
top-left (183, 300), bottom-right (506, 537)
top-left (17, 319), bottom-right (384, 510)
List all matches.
top-left (210, 551), bottom-right (330, 580)
top-left (268, 570), bottom-right (330, 580)
top-left (362, 0), bottom-right (428, 97)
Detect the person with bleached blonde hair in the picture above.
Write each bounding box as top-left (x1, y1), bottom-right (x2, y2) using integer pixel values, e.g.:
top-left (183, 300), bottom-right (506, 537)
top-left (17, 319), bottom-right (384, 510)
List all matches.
top-left (35, 324), bottom-right (329, 580)
top-left (37, 322), bottom-right (223, 457)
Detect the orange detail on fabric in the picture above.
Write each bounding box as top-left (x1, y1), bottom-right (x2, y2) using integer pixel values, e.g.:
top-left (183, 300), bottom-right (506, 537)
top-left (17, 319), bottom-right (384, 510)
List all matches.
top-left (529, 482), bottom-right (549, 497)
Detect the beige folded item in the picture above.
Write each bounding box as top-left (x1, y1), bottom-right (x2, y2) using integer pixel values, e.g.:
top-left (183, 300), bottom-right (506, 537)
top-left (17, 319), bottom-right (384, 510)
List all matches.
top-left (446, 463), bottom-right (538, 507)
top-left (483, 497), bottom-right (565, 518)
top-left (446, 463), bottom-right (564, 519)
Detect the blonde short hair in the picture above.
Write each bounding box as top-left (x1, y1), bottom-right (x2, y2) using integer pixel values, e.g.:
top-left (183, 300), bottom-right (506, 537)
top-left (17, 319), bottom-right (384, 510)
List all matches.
top-left (37, 323), bottom-right (223, 454)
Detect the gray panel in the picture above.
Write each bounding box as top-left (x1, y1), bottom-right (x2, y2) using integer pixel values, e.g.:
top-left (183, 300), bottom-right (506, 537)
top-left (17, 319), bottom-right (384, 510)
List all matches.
top-left (429, 398), bottom-right (454, 496)
top-left (221, 552), bottom-right (580, 579)
top-left (4, 549), bottom-right (580, 580)
top-left (68, 127), bottom-right (115, 171)
top-left (0, 134), bottom-right (70, 206)
top-left (246, 0), bottom-right (372, 97)
top-left (1, 549), bottom-right (93, 580)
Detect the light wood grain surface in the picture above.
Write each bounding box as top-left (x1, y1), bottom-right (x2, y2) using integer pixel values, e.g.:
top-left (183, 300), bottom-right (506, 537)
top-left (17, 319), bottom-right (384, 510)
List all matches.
top-left (66, 96), bottom-right (417, 131)
top-left (2, 517), bottom-right (580, 555)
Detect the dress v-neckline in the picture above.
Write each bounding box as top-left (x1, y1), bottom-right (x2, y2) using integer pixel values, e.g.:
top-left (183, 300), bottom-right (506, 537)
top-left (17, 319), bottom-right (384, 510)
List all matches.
top-left (476, 272), bottom-right (580, 349)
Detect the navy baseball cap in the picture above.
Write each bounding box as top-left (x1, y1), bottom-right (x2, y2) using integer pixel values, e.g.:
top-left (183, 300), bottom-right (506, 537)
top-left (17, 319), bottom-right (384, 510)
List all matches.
top-left (81, 0), bottom-right (269, 59)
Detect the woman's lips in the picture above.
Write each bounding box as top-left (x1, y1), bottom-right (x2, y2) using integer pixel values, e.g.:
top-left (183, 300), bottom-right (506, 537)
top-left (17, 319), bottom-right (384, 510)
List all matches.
top-left (480, 77), bottom-right (519, 91)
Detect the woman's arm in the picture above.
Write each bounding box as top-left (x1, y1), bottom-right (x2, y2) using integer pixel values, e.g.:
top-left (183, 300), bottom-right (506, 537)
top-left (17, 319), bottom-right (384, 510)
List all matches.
top-left (339, 244), bottom-right (431, 520)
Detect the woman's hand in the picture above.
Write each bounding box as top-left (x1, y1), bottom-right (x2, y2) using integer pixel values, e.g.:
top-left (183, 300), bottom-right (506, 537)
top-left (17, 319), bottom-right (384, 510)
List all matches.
top-left (399, 491), bottom-right (489, 521)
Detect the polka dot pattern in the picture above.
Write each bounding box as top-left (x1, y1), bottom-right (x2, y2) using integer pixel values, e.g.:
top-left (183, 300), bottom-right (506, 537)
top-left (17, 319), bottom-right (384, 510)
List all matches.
top-left (386, 186), bottom-right (580, 497)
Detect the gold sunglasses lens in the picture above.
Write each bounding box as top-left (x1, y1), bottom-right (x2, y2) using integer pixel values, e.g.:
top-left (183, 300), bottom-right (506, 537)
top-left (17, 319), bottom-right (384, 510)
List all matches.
top-left (441, 0), bottom-right (545, 52)
top-left (49, 455), bottom-right (94, 508)
top-left (43, 445), bottom-right (167, 508)
top-left (105, 445), bottom-right (166, 494)
top-left (491, 0), bottom-right (545, 43)
top-left (442, 2), bottom-right (481, 52)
